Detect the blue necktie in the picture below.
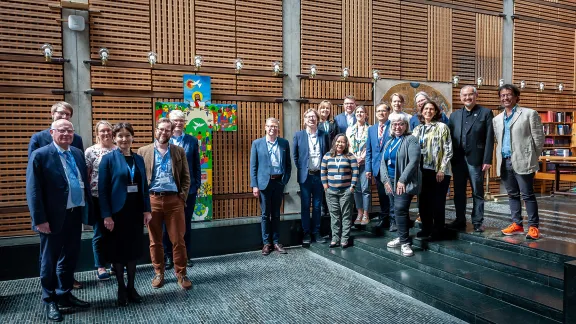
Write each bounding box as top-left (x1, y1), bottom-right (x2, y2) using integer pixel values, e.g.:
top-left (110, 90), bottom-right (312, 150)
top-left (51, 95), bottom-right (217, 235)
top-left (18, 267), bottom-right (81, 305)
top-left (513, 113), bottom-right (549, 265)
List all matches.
top-left (64, 151), bottom-right (83, 206)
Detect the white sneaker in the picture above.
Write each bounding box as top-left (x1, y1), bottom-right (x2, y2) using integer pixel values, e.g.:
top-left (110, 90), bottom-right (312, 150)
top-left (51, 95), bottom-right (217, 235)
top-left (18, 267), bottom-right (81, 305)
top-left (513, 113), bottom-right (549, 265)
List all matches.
top-left (401, 243), bottom-right (414, 257)
top-left (387, 238), bottom-right (401, 248)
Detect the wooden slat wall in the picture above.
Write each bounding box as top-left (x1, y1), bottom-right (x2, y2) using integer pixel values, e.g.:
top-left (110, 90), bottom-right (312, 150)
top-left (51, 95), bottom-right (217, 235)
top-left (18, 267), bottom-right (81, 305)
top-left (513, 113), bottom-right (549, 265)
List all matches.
top-left (373, 0), bottom-right (401, 79)
top-left (151, 0), bottom-right (195, 65)
top-left (400, 3), bottom-right (428, 80)
top-left (452, 11), bottom-right (476, 84)
top-left (342, 0), bottom-right (371, 78)
top-left (476, 14), bottom-right (503, 86)
top-left (195, 0), bottom-right (236, 68)
top-left (428, 6), bottom-right (452, 82)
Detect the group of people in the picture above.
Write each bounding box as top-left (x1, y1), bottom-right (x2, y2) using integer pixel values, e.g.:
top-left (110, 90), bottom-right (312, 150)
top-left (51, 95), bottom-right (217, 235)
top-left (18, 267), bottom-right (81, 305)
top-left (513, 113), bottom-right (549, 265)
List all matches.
top-left (26, 103), bottom-right (201, 322)
top-left (251, 84), bottom-right (544, 258)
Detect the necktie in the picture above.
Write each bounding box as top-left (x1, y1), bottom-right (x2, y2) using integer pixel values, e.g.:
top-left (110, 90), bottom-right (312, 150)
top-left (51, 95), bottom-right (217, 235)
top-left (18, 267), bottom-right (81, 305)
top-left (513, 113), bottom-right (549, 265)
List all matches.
top-left (64, 151), bottom-right (83, 205)
top-left (379, 124), bottom-right (385, 147)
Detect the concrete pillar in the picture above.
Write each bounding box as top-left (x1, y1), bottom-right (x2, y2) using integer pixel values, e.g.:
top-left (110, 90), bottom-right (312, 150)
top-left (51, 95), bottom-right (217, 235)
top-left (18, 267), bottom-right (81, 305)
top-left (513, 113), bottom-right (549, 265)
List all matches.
top-left (502, 0), bottom-right (514, 83)
top-left (62, 9), bottom-right (93, 147)
top-left (282, 0), bottom-right (301, 214)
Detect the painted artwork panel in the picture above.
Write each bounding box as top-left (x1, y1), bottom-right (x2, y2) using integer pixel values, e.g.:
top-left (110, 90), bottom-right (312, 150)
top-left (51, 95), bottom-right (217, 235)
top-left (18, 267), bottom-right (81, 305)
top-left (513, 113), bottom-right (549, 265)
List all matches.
top-left (374, 80), bottom-right (453, 117)
top-left (208, 103), bottom-right (238, 131)
top-left (183, 75), bottom-right (211, 106)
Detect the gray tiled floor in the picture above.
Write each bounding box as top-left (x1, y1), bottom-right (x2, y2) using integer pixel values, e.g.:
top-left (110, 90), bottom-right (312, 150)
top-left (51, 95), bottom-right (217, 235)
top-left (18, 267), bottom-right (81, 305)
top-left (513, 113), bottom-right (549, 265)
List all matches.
top-left (0, 248), bottom-right (465, 323)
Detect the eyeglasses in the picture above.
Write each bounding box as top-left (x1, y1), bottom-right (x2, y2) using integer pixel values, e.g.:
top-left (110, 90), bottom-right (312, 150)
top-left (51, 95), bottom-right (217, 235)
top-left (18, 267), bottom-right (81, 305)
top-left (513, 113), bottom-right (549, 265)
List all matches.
top-left (171, 119), bottom-right (185, 123)
top-left (52, 128), bottom-right (74, 134)
top-left (391, 123), bottom-right (406, 128)
top-left (156, 128), bottom-right (172, 134)
top-left (266, 125), bottom-right (279, 129)
top-left (305, 115), bottom-right (317, 119)
top-left (54, 110), bottom-right (71, 117)
top-left (376, 109), bottom-right (389, 113)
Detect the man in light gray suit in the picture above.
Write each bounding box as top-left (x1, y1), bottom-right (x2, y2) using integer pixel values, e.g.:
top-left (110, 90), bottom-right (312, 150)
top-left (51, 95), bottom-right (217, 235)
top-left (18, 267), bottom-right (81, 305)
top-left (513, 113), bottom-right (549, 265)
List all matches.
top-left (493, 84), bottom-right (544, 240)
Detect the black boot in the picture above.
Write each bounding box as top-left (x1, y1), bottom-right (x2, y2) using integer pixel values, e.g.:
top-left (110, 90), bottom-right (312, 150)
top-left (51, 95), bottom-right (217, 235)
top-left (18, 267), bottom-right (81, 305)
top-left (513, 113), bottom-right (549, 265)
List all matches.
top-left (117, 286), bottom-right (127, 307)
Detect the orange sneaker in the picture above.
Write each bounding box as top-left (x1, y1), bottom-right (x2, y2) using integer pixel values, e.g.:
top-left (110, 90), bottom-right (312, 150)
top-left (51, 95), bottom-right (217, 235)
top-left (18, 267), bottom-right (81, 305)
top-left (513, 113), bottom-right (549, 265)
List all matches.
top-left (526, 226), bottom-right (540, 240)
top-left (501, 223), bottom-right (524, 236)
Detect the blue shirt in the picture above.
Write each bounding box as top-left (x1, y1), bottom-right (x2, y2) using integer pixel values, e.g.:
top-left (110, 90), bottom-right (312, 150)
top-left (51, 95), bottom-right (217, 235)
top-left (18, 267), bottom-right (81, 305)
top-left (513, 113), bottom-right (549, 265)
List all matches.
top-left (384, 137), bottom-right (402, 180)
top-left (54, 142), bottom-right (86, 208)
top-left (502, 106), bottom-right (517, 158)
top-left (266, 138), bottom-right (283, 175)
top-left (170, 134), bottom-right (185, 147)
top-left (149, 143), bottom-right (178, 192)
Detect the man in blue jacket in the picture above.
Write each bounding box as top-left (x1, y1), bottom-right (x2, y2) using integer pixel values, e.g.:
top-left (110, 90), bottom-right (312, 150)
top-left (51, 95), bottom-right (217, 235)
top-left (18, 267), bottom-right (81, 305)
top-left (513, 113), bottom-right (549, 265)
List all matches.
top-left (366, 103), bottom-right (393, 230)
top-left (250, 118), bottom-right (292, 255)
top-left (334, 95), bottom-right (357, 134)
top-left (26, 119), bottom-right (94, 322)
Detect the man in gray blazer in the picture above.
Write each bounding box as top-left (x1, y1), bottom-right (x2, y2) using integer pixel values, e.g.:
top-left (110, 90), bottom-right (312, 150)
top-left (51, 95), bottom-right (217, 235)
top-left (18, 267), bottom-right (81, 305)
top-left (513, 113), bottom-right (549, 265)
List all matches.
top-left (493, 84), bottom-right (544, 240)
top-left (250, 117), bottom-right (292, 255)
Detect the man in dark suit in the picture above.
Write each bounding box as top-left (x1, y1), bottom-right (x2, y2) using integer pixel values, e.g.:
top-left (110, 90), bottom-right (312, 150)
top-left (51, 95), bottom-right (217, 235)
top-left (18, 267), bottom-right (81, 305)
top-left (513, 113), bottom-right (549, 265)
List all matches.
top-left (334, 95), bottom-right (357, 134)
top-left (28, 101), bottom-right (84, 157)
top-left (26, 119), bottom-right (94, 322)
top-left (448, 85), bottom-right (494, 232)
top-left (162, 110), bottom-right (202, 269)
top-left (138, 118), bottom-right (192, 290)
top-left (366, 103), bottom-right (392, 230)
top-left (250, 117), bottom-right (292, 255)
top-left (293, 108), bottom-right (330, 246)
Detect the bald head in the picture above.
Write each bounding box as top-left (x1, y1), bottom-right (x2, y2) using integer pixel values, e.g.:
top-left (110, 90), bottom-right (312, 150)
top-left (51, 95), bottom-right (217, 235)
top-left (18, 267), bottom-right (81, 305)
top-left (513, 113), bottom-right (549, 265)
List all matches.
top-left (50, 119), bottom-right (75, 149)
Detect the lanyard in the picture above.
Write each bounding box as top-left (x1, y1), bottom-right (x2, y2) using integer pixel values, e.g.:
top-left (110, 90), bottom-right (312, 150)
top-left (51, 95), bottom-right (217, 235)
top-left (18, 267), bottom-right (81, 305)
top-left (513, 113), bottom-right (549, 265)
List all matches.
top-left (157, 147), bottom-right (170, 172)
top-left (171, 134), bottom-right (184, 147)
top-left (335, 155), bottom-right (344, 172)
top-left (388, 137), bottom-right (402, 155)
top-left (308, 132), bottom-right (318, 150)
top-left (127, 163), bottom-right (135, 183)
top-left (58, 151), bottom-right (78, 178)
top-left (267, 139), bottom-right (278, 156)
top-left (324, 122), bottom-right (329, 132)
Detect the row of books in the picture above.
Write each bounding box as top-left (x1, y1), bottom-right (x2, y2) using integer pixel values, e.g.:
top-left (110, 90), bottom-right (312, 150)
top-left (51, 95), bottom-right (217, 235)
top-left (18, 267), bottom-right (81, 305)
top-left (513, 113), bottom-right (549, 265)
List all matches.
top-left (542, 148), bottom-right (572, 157)
top-left (539, 111), bottom-right (573, 123)
top-left (543, 138), bottom-right (571, 146)
top-left (543, 124), bottom-right (572, 135)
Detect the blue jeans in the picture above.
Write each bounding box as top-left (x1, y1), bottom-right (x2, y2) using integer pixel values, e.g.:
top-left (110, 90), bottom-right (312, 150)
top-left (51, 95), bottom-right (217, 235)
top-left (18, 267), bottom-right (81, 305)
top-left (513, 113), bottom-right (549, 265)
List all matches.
top-left (354, 164), bottom-right (371, 211)
top-left (163, 193), bottom-right (197, 259)
top-left (260, 179), bottom-right (285, 245)
top-left (300, 173), bottom-right (323, 235)
top-left (452, 156), bottom-right (484, 225)
top-left (91, 196), bottom-right (107, 268)
top-left (389, 192), bottom-right (414, 244)
top-left (376, 174), bottom-right (391, 219)
top-left (501, 158), bottom-right (539, 227)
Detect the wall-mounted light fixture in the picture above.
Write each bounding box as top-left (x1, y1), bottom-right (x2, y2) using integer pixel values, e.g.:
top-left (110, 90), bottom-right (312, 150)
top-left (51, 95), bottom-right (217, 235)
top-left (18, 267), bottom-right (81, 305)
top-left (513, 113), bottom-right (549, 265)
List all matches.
top-left (477, 77), bottom-right (484, 88)
top-left (558, 83), bottom-right (564, 92)
top-left (234, 58), bottom-right (243, 74)
top-left (499, 79), bottom-right (504, 87)
top-left (98, 48), bottom-right (109, 65)
top-left (41, 43), bottom-right (53, 62)
top-left (272, 61), bottom-right (281, 76)
top-left (147, 51), bottom-right (157, 67)
top-left (539, 82), bottom-right (545, 92)
top-left (194, 55), bottom-right (203, 70)
top-left (372, 69), bottom-right (380, 81)
top-left (341, 67), bottom-right (350, 80)
top-left (309, 64), bottom-right (317, 78)
top-left (452, 75), bottom-right (459, 87)
top-left (520, 80), bottom-right (526, 89)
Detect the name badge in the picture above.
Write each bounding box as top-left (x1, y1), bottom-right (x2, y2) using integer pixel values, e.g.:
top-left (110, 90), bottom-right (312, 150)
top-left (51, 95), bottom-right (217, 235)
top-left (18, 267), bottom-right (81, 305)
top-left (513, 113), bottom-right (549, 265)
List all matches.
top-left (388, 160), bottom-right (392, 166)
top-left (127, 185), bottom-right (138, 193)
top-left (334, 175), bottom-right (342, 180)
top-left (421, 148), bottom-right (427, 155)
top-left (271, 160), bottom-right (280, 167)
top-left (79, 181), bottom-right (85, 189)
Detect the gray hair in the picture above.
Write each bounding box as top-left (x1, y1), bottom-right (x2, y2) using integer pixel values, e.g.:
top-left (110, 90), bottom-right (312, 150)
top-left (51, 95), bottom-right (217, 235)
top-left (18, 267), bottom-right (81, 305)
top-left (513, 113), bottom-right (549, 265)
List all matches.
top-left (51, 119), bottom-right (73, 130)
top-left (388, 113), bottom-right (410, 136)
top-left (265, 117), bottom-right (280, 125)
top-left (169, 110), bottom-right (186, 120)
top-left (460, 85), bottom-right (478, 95)
top-left (414, 91), bottom-right (430, 103)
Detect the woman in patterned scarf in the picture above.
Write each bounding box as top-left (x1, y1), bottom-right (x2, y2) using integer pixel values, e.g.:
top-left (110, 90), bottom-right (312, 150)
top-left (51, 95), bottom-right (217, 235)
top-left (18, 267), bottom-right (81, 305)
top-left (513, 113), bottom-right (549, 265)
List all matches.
top-left (346, 105), bottom-right (371, 226)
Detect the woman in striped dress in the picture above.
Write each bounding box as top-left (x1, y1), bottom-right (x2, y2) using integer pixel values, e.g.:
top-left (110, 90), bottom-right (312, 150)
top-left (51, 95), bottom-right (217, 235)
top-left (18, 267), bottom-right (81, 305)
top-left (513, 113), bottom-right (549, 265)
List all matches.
top-left (321, 134), bottom-right (359, 248)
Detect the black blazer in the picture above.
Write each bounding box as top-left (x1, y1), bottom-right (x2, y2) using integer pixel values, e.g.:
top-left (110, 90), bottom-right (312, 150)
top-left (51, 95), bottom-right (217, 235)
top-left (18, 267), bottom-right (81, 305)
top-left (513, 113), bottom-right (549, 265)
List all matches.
top-left (319, 120), bottom-right (340, 144)
top-left (448, 105), bottom-right (495, 167)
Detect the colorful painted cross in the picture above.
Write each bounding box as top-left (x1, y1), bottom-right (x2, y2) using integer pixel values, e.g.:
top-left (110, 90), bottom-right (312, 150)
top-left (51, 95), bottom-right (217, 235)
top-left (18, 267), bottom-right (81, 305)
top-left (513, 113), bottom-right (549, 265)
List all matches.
top-left (154, 75), bottom-right (237, 221)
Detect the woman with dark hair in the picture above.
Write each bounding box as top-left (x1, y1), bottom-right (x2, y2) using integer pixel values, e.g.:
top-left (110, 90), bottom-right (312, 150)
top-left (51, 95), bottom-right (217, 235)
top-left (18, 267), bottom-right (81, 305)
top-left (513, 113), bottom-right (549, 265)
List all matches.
top-left (412, 101), bottom-right (453, 240)
top-left (321, 134), bottom-right (358, 248)
top-left (381, 114), bottom-right (421, 257)
top-left (99, 122), bottom-right (152, 306)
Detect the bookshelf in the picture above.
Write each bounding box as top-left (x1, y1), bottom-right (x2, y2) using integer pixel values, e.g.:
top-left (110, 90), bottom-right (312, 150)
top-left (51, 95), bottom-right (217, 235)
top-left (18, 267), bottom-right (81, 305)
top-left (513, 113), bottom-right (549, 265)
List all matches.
top-left (539, 111), bottom-right (574, 157)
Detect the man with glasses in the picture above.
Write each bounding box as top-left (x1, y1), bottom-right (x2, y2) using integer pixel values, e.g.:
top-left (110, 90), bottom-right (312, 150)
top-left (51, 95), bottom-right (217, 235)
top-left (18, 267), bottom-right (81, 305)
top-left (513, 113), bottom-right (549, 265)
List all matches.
top-left (334, 95), bottom-right (357, 134)
top-left (161, 110), bottom-right (202, 270)
top-left (366, 103), bottom-right (393, 230)
top-left (26, 119), bottom-right (94, 322)
top-left (447, 85), bottom-right (494, 232)
top-left (293, 109), bottom-right (330, 246)
top-left (138, 118), bottom-right (192, 289)
top-left (493, 84), bottom-right (544, 240)
top-left (250, 118), bottom-right (292, 255)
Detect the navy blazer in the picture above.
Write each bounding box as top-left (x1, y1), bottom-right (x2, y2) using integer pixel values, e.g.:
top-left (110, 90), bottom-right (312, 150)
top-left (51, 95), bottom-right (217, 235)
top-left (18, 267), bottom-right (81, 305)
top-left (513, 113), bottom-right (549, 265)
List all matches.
top-left (334, 112), bottom-right (356, 135)
top-left (26, 143), bottom-right (94, 233)
top-left (365, 121), bottom-right (390, 177)
top-left (250, 136), bottom-right (292, 190)
top-left (28, 128), bottom-right (84, 157)
top-left (178, 134), bottom-right (202, 194)
top-left (98, 149), bottom-right (151, 218)
top-left (292, 129), bottom-right (330, 184)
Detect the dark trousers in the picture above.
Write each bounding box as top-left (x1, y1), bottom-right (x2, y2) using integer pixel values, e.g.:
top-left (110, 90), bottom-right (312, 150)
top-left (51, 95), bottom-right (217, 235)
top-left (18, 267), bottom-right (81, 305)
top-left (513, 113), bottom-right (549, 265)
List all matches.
top-left (299, 173), bottom-right (323, 235)
top-left (376, 174), bottom-right (391, 220)
top-left (501, 158), bottom-right (539, 227)
top-left (163, 193), bottom-right (197, 259)
top-left (419, 169), bottom-right (451, 234)
top-left (452, 156), bottom-right (484, 225)
top-left (39, 208), bottom-right (82, 303)
top-left (91, 196), bottom-right (107, 268)
top-left (259, 178), bottom-right (285, 245)
top-left (390, 192), bottom-right (414, 244)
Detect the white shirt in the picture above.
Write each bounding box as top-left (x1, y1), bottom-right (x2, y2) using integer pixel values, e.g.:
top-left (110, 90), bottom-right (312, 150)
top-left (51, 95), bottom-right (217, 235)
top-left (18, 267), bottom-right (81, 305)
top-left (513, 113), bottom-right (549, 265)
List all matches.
top-left (307, 130), bottom-right (321, 171)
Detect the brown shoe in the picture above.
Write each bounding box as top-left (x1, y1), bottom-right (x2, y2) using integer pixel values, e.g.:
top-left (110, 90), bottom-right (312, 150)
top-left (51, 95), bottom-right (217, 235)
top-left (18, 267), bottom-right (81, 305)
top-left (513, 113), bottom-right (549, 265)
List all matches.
top-left (73, 279), bottom-right (83, 289)
top-left (262, 244), bottom-right (273, 256)
top-left (274, 244), bottom-right (287, 254)
top-left (177, 274), bottom-right (193, 290)
top-left (151, 273), bottom-right (165, 289)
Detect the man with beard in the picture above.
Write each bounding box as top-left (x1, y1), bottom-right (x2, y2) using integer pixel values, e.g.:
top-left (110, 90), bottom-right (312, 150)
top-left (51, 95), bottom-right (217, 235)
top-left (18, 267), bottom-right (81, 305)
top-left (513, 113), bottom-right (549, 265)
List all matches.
top-left (138, 118), bottom-right (192, 290)
top-left (447, 85), bottom-right (494, 232)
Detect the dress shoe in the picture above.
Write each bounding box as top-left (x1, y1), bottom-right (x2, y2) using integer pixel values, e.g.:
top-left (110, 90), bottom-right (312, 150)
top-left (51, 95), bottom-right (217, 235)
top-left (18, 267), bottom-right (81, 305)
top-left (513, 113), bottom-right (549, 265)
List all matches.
top-left (341, 241), bottom-right (351, 249)
top-left (274, 243), bottom-right (287, 254)
top-left (72, 279), bottom-right (83, 289)
top-left (151, 273), bottom-right (165, 288)
top-left (177, 275), bottom-right (193, 290)
top-left (45, 302), bottom-right (63, 322)
top-left (58, 293), bottom-right (90, 309)
top-left (313, 234), bottom-right (327, 244)
top-left (262, 244), bottom-right (273, 256)
top-left (302, 233), bottom-right (311, 247)
top-left (127, 287), bottom-right (143, 303)
top-left (117, 287), bottom-right (128, 307)
top-left (165, 256), bottom-right (174, 270)
top-left (473, 224), bottom-right (485, 233)
top-left (446, 220), bottom-right (466, 231)
top-left (389, 221), bottom-right (398, 232)
top-left (187, 258), bottom-right (195, 267)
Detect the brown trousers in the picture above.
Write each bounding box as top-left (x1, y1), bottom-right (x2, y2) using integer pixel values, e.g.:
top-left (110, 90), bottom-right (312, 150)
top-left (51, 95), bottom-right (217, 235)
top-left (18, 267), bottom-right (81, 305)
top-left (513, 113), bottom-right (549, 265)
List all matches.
top-left (148, 195), bottom-right (187, 276)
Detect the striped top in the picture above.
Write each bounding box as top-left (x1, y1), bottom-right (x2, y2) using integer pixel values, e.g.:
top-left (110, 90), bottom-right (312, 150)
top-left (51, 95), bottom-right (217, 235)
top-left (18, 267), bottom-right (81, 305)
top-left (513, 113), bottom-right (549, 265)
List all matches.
top-left (321, 153), bottom-right (359, 189)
